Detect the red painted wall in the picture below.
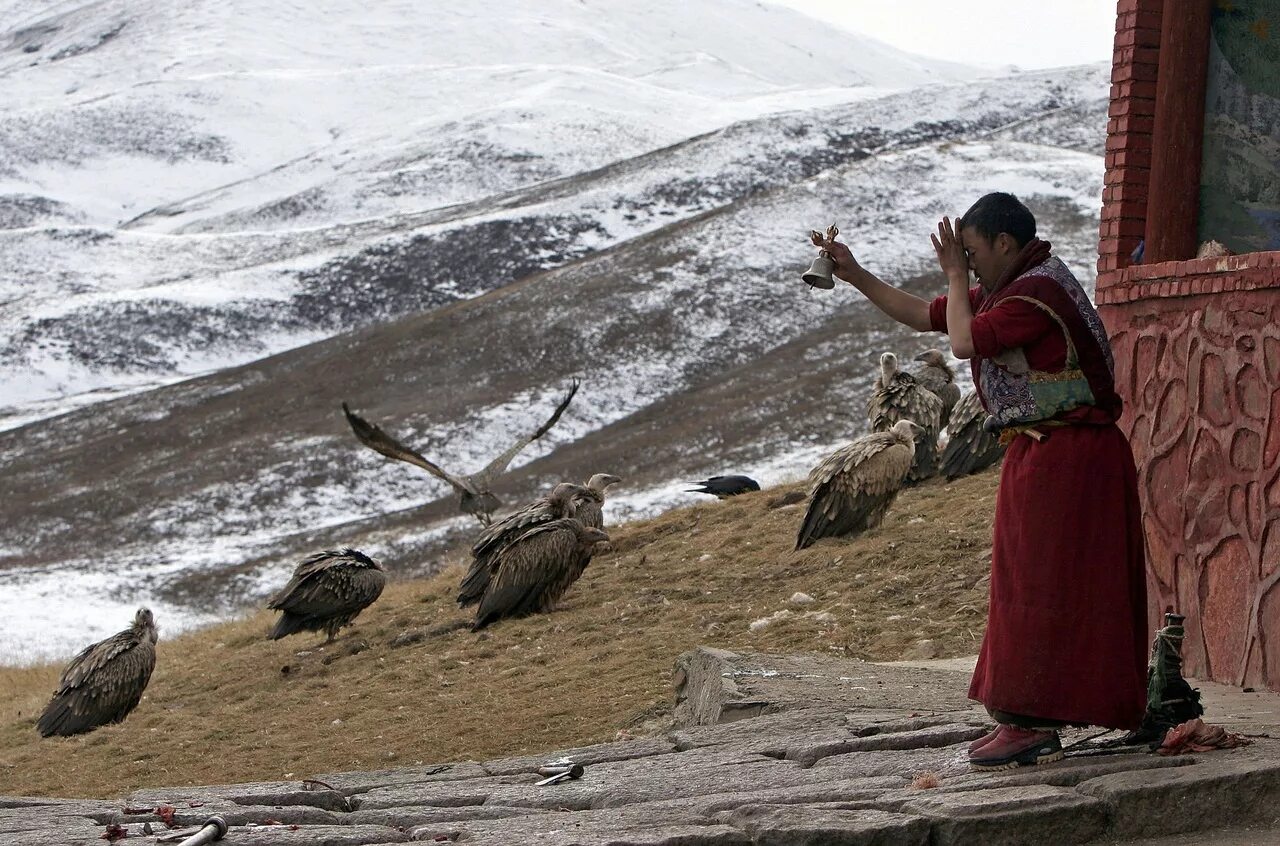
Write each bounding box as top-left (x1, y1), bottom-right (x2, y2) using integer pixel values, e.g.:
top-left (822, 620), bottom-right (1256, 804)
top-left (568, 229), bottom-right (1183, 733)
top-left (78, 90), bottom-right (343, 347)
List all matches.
top-left (1098, 0), bottom-right (1280, 689)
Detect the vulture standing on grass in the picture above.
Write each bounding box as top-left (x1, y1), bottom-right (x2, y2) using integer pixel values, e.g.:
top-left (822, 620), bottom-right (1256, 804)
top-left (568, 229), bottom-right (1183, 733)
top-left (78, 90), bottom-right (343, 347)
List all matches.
top-left (458, 481), bottom-right (588, 607)
top-left (267, 548), bottom-right (387, 643)
top-left (571, 473), bottom-right (623, 530)
top-left (795, 420), bottom-right (921, 550)
top-left (562, 473), bottom-right (622, 592)
top-left (940, 390), bottom-right (1007, 479)
top-left (866, 352), bottom-right (943, 483)
top-left (684, 475), bottom-right (760, 498)
top-left (342, 380), bottom-right (580, 526)
top-left (37, 608), bottom-right (158, 737)
top-left (907, 349), bottom-right (962, 430)
top-left (472, 518), bottom-right (610, 630)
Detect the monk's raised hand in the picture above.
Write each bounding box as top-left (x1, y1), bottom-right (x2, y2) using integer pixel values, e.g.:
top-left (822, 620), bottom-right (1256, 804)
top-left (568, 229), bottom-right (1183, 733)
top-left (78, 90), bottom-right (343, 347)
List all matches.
top-left (930, 216), bottom-right (968, 284)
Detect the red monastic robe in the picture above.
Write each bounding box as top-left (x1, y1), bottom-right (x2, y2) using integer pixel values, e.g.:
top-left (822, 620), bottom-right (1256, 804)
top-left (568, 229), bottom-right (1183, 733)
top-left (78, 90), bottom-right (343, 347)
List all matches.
top-left (930, 244), bottom-right (1148, 729)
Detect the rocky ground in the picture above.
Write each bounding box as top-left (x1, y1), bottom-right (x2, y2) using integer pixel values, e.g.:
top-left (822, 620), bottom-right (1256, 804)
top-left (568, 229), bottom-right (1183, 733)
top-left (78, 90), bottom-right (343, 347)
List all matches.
top-left (6, 648), bottom-right (1278, 845)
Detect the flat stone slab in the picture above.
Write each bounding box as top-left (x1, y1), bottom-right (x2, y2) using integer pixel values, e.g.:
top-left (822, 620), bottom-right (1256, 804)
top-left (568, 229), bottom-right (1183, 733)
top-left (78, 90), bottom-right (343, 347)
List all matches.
top-left (6, 647), bottom-right (1279, 845)
top-left (719, 805), bottom-right (931, 846)
top-left (673, 647), bottom-right (982, 727)
top-left (900, 783), bottom-right (1110, 846)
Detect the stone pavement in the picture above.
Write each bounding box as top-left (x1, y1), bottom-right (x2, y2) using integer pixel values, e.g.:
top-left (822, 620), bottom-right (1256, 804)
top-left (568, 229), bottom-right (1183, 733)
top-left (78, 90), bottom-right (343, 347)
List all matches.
top-left (4, 647), bottom-right (1279, 845)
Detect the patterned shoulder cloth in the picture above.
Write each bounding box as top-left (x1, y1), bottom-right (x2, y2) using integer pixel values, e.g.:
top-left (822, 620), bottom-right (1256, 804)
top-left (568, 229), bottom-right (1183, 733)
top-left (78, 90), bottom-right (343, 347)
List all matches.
top-left (976, 251), bottom-right (1119, 431)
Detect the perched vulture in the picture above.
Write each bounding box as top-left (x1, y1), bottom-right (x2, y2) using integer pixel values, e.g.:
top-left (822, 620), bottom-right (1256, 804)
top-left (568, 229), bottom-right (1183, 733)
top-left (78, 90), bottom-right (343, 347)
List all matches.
top-left (563, 473), bottom-right (621, 591)
top-left (795, 419), bottom-right (920, 550)
top-left (571, 473), bottom-right (623, 530)
top-left (268, 548), bottom-right (387, 643)
top-left (472, 518), bottom-right (609, 630)
top-left (458, 481), bottom-right (588, 608)
top-left (908, 349), bottom-right (962, 431)
top-left (940, 390), bottom-right (1007, 479)
top-left (342, 380), bottom-right (580, 526)
top-left (685, 475), bottom-right (760, 498)
top-left (866, 352), bottom-right (943, 483)
top-left (37, 608), bottom-right (158, 737)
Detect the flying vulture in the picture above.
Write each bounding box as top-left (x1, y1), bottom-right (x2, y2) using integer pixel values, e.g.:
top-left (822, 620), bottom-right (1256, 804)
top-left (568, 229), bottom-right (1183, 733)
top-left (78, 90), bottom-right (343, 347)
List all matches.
top-left (37, 608), bottom-right (158, 737)
top-left (472, 518), bottom-right (609, 630)
top-left (795, 419), bottom-right (920, 550)
top-left (685, 475), bottom-right (761, 498)
top-left (342, 380), bottom-right (580, 526)
top-left (940, 389), bottom-right (1007, 479)
top-left (908, 349), bottom-right (962, 430)
top-left (267, 548), bottom-right (387, 643)
top-left (866, 352), bottom-right (943, 483)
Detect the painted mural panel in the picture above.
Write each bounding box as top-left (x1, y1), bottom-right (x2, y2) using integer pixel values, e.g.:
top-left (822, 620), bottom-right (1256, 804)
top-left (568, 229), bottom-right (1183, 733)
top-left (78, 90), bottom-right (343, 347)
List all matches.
top-left (1199, 0), bottom-right (1280, 253)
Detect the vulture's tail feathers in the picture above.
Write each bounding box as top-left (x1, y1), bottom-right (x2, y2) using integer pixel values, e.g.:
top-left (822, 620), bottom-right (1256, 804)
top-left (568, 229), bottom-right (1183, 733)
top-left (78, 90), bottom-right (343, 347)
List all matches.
top-left (456, 565), bottom-right (490, 608)
top-left (795, 498), bottom-right (834, 550)
top-left (269, 612), bottom-right (309, 640)
top-left (36, 698), bottom-right (80, 737)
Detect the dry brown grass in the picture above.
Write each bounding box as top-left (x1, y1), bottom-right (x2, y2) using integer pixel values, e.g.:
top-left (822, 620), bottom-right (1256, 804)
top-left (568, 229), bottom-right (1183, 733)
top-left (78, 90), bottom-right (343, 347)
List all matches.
top-left (0, 470), bottom-right (998, 799)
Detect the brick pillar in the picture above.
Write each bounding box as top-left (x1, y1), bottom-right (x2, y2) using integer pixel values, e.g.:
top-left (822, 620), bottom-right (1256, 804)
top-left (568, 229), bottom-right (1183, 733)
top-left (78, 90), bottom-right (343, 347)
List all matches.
top-left (1098, 0), bottom-right (1162, 280)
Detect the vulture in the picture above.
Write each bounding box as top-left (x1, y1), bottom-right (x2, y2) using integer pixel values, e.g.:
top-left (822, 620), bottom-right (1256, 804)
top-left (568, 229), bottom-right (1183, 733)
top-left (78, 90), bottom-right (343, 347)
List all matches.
top-left (571, 472), bottom-right (623, 530)
top-left (940, 389), bottom-right (1007, 479)
top-left (472, 518), bottom-right (609, 630)
top-left (866, 352), bottom-right (943, 483)
top-left (562, 473), bottom-right (622, 593)
top-left (908, 349), bottom-right (962, 431)
top-left (795, 420), bottom-right (920, 550)
top-left (342, 380), bottom-right (580, 526)
top-left (457, 473), bottom-right (619, 608)
top-left (458, 481), bottom-right (588, 608)
top-left (267, 548), bottom-right (387, 643)
top-left (37, 608), bottom-right (158, 737)
top-left (685, 475), bottom-right (761, 498)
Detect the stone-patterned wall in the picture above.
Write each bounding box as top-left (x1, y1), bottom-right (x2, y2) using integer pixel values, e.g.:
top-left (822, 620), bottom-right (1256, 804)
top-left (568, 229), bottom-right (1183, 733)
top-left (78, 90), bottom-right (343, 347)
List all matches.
top-left (1098, 0), bottom-right (1280, 690)
top-left (1101, 265), bottom-right (1280, 688)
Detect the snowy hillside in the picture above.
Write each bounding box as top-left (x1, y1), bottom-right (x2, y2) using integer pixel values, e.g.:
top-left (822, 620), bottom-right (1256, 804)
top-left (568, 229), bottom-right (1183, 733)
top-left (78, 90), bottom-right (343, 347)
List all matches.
top-left (0, 0), bottom-right (1109, 661)
top-left (0, 0), bottom-right (991, 428)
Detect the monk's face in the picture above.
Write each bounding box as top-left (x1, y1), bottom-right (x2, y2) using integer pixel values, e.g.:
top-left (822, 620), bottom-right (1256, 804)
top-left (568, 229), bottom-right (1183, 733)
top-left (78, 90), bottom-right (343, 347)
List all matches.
top-left (960, 226), bottom-right (1018, 292)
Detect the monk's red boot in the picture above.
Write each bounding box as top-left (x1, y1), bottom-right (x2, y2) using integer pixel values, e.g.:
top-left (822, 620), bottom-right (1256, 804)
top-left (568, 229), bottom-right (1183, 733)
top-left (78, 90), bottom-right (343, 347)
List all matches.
top-left (968, 725), bottom-right (1063, 770)
top-left (967, 726), bottom-right (1001, 755)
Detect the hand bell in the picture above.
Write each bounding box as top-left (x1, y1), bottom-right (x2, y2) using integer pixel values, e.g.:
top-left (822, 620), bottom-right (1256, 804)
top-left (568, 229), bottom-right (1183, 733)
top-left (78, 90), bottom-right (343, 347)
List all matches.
top-left (802, 251), bottom-right (836, 289)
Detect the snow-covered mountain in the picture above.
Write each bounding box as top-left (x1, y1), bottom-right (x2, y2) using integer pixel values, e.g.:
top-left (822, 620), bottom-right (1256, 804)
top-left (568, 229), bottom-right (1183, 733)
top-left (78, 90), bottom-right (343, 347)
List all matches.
top-left (0, 0), bottom-right (1108, 661)
top-left (0, 0), bottom-right (994, 427)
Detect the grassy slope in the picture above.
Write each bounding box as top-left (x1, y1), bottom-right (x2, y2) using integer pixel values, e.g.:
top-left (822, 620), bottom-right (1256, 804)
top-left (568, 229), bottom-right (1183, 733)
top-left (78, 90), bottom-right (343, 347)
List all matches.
top-left (0, 470), bottom-right (998, 799)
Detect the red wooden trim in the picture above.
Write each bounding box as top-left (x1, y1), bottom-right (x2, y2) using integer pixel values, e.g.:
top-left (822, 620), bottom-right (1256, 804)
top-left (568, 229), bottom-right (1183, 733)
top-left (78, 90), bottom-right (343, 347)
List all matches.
top-left (1144, 0), bottom-right (1213, 263)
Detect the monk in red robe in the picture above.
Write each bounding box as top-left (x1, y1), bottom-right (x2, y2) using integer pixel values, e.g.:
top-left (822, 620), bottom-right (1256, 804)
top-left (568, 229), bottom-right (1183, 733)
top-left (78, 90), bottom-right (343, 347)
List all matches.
top-left (822, 192), bottom-right (1148, 770)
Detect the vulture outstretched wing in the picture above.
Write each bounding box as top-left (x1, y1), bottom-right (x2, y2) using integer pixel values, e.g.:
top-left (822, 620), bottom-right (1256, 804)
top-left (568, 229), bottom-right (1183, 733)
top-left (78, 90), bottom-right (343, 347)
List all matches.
top-left (342, 403), bottom-right (477, 496)
top-left (941, 390), bottom-right (1007, 479)
top-left (796, 431), bottom-right (914, 550)
top-left (471, 380), bottom-right (580, 490)
top-left (37, 611), bottom-right (158, 737)
top-left (472, 520), bottom-right (584, 630)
